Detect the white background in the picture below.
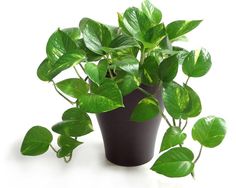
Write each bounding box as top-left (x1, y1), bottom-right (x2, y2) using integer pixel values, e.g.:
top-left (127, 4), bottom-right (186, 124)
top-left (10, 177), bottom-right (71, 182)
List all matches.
top-left (0, 0), bottom-right (236, 187)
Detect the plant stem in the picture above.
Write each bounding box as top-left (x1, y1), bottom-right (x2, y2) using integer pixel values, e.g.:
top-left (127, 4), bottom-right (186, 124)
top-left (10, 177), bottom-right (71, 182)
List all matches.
top-left (73, 66), bottom-right (81, 78)
top-left (108, 68), bottom-right (114, 79)
top-left (64, 152), bottom-right (73, 163)
top-left (179, 119), bottom-right (182, 128)
top-left (140, 47), bottom-right (145, 65)
top-left (172, 118), bottom-right (176, 126)
top-left (181, 119), bottom-right (188, 131)
top-left (52, 80), bottom-right (75, 105)
top-left (185, 76), bottom-right (190, 85)
top-left (194, 145), bottom-right (203, 164)
top-left (137, 87), bottom-right (172, 127)
top-left (79, 63), bottom-right (85, 73)
top-left (50, 144), bottom-right (58, 153)
top-left (85, 76), bottom-right (89, 82)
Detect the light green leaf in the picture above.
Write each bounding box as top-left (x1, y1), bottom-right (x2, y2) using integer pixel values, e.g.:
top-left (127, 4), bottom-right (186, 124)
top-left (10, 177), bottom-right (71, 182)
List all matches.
top-left (151, 147), bottom-right (194, 177)
top-left (84, 59), bottom-right (108, 86)
top-left (192, 116), bottom-right (226, 148)
top-left (182, 48), bottom-right (212, 77)
top-left (79, 18), bottom-right (112, 55)
top-left (46, 29), bottom-right (77, 63)
top-left (160, 127), bottom-right (187, 152)
top-left (113, 56), bottom-right (139, 75)
top-left (57, 135), bottom-right (83, 158)
top-left (56, 78), bottom-right (89, 98)
top-left (109, 35), bottom-right (140, 50)
top-left (62, 107), bottom-right (91, 121)
top-left (62, 27), bottom-right (81, 42)
top-left (115, 71), bottom-right (140, 96)
top-left (163, 82), bottom-right (190, 119)
top-left (131, 97), bottom-right (159, 122)
top-left (79, 79), bottom-right (124, 113)
top-left (167, 20), bottom-right (202, 40)
top-left (158, 55), bottom-right (179, 82)
top-left (117, 12), bottom-right (132, 35)
top-left (141, 56), bottom-right (160, 86)
top-left (141, 0), bottom-right (162, 24)
top-left (21, 126), bottom-right (53, 156)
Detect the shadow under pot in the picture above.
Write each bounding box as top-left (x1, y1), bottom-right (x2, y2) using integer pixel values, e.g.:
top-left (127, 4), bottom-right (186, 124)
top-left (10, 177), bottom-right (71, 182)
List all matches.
top-left (96, 84), bottom-right (163, 166)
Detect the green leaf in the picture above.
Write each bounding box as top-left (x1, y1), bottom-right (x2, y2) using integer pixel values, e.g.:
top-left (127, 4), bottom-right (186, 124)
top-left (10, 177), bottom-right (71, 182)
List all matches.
top-left (141, 56), bottom-right (160, 85)
top-left (115, 71), bottom-right (140, 96)
top-left (52, 120), bottom-right (93, 137)
top-left (166, 20), bottom-right (202, 40)
top-left (113, 56), bottom-right (139, 75)
top-left (131, 97), bottom-right (159, 122)
top-left (160, 127), bottom-right (187, 152)
top-left (56, 78), bottom-right (89, 98)
top-left (117, 12), bottom-right (132, 36)
top-left (109, 35), bottom-right (140, 50)
top-left (46, 29), bottom-right (77, 63)
top-left (151, 147), bottom-right (194, 177)
top-left (158, 55), bottom-right (179, 82)
top-left (84, 59), bottom-right (108, 86)
top-left (37, 58), bottom-right (54, 81)
top-left (182, 85), bottom-right (202, 118)
top-left (182, 48), bottom-right (212, 77)
top-left (79, 79), bottom-right (124, 113)
top-left (163, 82), bottom-right (190, 119)
top-left (122, 7), bottom-right (152, 42)
top-left (79, 18), bottom-right (112, 55)
top-left (141, 0), bottom-right (162, 24)
top-left (57, 135), bottom-right (83, 158)
top-left (62, 27), bottom-right (81, 42)
top-left (192, 116), bottom-right (226, 148)
top-left (62, 107), bottom-right (91, 121)
top-left (21, 126), bottom-right (53, 156)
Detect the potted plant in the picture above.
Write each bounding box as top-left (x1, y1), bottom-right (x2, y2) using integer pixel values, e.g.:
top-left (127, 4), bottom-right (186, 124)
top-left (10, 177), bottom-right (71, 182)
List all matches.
top-left (20, 0), bottom-right (226, 178)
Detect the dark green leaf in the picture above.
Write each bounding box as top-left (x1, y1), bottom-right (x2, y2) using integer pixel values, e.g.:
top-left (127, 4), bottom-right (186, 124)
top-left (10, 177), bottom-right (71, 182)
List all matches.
top-left (21, 126), bottom-right (53, 156)
top-left (141, 56), bottom-right (160, 85)
top-left (131, 97), bottom-right (159, 122)
top-left (163, 82), bottom-right (190, 119)
top-left (115, 72), bottom-right (140, 96)
top-left (158, 55), bottom-right (179, 82)
top-left (79, 18), bottom-right (112, 55)
top-left (56, 78), bottom-right (89, 98)
top-left (79, 79), bottom-right (124, 113)
top-left (113, 56), bottom-right (139, 75)
top-left (84, 59), bottom-right (108, 86)
top-left (62, 27), bottom-right (81, 42)
top-left (160, 127), bottom-right (187, 152)
top-left (182, 85), bottom-right (202, 118)
top-left (46, 29), bottom-right (77, 63)
top-left (166, 20), bottom-right (202, 40)
top-left (151, 147), bottom-right (194, 177)
top-left (109, 35), bottom-right (140, 50)
top-left (62, 107), bottom-right (91, 121)
top-left (182, 48), bottom-right (212, 77)
top-left (192, 116), bottom-right (226, 148)
top-left (141, 0), bottom-right (162, 24)
top-left (57, 135), bottom-right (83, 158)
top-left (37, 58), bottom-right (54, 81)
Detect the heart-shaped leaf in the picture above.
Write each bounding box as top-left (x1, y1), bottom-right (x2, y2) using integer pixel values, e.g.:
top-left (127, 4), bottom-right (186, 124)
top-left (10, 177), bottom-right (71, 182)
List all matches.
top-left (21, 126), bottom-right (53, 156)
top-left (84, 59), bottom-right (108, 86)
top-left (140, 56), bottom-right (160, 85)
top-left (56, 78), bottom-right (89, 98)
top-left (62, 107), bottom-right (91, 121)
top-left (80, 18), bottom-right (112, 55)
top-left (160, 127), bottom-right (187, 152)
top-left (163, 82), bottom-right (190, 119)
top-left (151, 147), bottom-right (194, 177)
top-left (182, 48), bottom-right (212, 77)
top-left (78, 79), bottom-right (124, 113)
top-left (115, 71), bottom-right (140, 96)
top-left (166, 20), bottom-right (202, 41)
top-left (57, 136), bottom-right (83, 158)
top-left (113, 56), bottom-right (139, 75)
top-left (46, 29), bottom-right (77, 63)
top-left (62, 27), bottom-right (81, 42)
top-left (131, 97), bottom-right (159, 122)
top-left (109, 35), bottom-right (140, 50)
top-left (192, 116), bottom-right (226, 148)
top-left (141, 0), bottom-right (162, 24)
top-left (158, 55), bottom-right (179, 82)
top-left (37, 58), bottom-right (54, 81)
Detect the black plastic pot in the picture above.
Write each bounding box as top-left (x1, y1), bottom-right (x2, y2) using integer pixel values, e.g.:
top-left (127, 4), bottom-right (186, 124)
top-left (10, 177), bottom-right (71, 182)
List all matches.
top-left (96, 84), bottom-right (163, 166)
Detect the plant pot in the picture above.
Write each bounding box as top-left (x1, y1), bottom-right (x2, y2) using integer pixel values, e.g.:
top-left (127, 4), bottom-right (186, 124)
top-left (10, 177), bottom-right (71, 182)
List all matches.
top-left (96, 84), bottom-right (163, 166)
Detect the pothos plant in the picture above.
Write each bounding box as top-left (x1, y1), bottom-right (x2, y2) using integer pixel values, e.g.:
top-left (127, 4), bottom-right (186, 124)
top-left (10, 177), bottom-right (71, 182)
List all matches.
top-left (21, 0), bottom-right (226, 178)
